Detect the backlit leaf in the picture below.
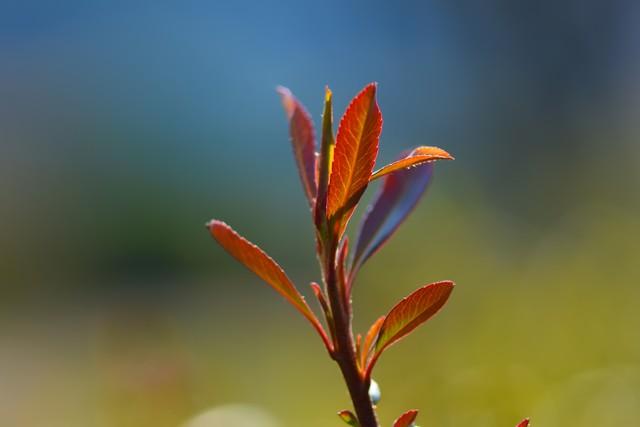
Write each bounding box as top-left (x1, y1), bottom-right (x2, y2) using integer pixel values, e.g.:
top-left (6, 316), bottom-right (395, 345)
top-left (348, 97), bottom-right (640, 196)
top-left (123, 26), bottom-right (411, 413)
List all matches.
top-left (370, 146), bottom-right (453, 181)
top-left (360, 316), bottom-right (385, 369)
top-left (337, 410), bottom-right (359, 426)
top-left (315, 86), bottom-right (335, 227)
top-left (393, 409), bottom-right (418, 427)
top-left (516, 418), bottom-right (530, 427)
top-left (327, 83), bottom-right (382, 237)
top-left (350, 153), bottom-right (434, 282)
top-left (277, 86), bottom-right (317, 206)
top-left (368, 281), bottom-right (454, 373)
top-left (208, 220), bottom-right (330, 348)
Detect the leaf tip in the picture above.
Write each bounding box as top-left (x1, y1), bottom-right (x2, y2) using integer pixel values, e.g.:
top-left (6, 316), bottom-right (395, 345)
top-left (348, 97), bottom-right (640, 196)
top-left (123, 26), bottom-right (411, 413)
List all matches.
top-left (440, 151), bottom-right (455, 161)
top-left (325, 85), bottom-right (332, 102)
top-left (276, 85), bottom-right (296, 118)
top-left (516, 418), bottom-right (530, 427)
top-left (412, 146), bottom-right (455, 161)
top-left (206, 219), bottom-right (225, 233)
top-left (362, 81), bottom-right (378, 99)
top-left (275, 84), bottom-right (290, 96)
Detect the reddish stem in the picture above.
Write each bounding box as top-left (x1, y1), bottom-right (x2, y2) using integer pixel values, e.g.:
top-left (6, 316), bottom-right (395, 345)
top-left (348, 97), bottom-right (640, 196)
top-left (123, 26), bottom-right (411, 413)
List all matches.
top-left (324, 238), bottom-right (379, 427)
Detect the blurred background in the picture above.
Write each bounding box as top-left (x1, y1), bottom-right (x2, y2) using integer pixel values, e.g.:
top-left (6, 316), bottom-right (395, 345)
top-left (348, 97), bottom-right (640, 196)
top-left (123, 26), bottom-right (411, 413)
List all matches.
top-left (1, 1), bottom-right (639, 426)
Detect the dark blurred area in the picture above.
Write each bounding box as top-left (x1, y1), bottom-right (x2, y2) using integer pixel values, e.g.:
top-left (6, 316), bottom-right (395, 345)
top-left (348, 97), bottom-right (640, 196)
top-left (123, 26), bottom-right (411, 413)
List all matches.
top-left (1, 1), bottom-right (639, 426)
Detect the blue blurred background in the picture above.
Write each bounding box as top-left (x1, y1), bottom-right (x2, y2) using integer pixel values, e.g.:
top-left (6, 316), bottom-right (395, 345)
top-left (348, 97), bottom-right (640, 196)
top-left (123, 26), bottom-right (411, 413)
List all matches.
top-left (1, 1), bottom-right (639, 426)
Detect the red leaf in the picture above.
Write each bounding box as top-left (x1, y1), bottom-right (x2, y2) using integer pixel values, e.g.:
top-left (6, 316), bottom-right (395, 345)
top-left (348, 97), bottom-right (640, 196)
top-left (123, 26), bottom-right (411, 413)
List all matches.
top-left (516, 418), bottom-right (530, 427)
top-left (393, 409), bottom-right (418, 427)
top-left (370, 146), bottom-right (453, 181)
top-left (359, 315), bottom-right (385, 369)
top-left (327, 83), bottom-right (382, 237)
top-left (277, 86), bottom-right (317, 206)
top-left (367, 281), bottom-right (454, 375)
top-left (208, 220), bottom-right (330, 349)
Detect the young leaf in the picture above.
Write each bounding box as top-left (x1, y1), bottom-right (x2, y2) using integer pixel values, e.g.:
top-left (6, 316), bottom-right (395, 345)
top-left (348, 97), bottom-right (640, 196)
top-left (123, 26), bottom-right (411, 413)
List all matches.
top-left (337, 410), bottom-right (359, 426)
top-left (360, 316), bottom-right (385, 369)
top-left (315, 86), bottom-right (335, 227)
top-left (337, 236), bottom-right (350, 305)
top-left (516, 418), bottom-right (530, 427)
top-left (370, 146), bottom-right (453, 181)
top-left (350, 154), bottom-right (434, 283)
top-left (277, 86), bottom-right (317, 206)
top-left (327, 83), bottom-right (382, 237)
top-left (355, 333), bottom-right (363, 363)
top-left (310, 282), bottom-right (330, 318)
top-left (208, 220), bottom-right (331, 349)
top-left (367, 281), bottom-right (454, 374)
top-left (393, 409), bottom-right (418, 427)
top-left (310, 282), bottom-right (335, 350)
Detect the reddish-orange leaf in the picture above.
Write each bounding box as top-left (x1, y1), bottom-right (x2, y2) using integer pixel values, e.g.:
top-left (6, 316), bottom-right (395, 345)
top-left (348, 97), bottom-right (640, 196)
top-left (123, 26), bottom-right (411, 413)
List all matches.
top-left (327, 83), bottom-right (382, 236)
top-left (360, 315), bottom-right (385, 369)
top-left (367, 281), bottom-right (454, 374)
top-left (393, 409), bottom-right (418, 427)
top-left (208, 220), bottom-right (331, 349)
top-left (516, 418), bottom-right (530, 427)
top-left (370, 146), bottom-right (453, 181)
top-left (277, 86), bottom-right (317, 206)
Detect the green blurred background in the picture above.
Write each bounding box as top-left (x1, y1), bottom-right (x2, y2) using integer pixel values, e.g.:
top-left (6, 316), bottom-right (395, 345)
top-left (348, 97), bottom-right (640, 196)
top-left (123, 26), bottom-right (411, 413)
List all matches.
top-left (1, 1), bottom-right (639, 426)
